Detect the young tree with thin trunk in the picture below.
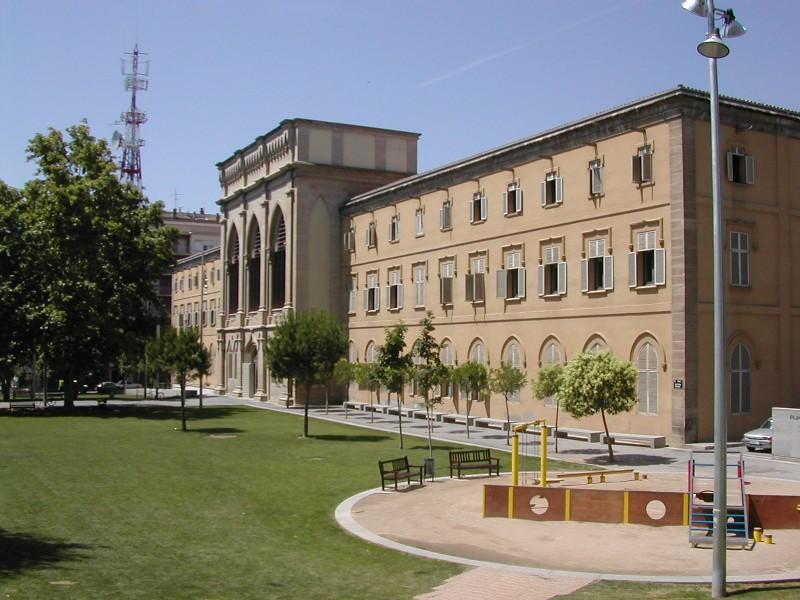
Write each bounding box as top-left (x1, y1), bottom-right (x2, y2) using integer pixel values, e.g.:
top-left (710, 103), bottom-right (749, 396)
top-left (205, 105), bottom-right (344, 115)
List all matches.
top-left (489, 363), bottom-right (528, 445)
top-left (559, 352), bottom-right (637, 462)
top-left (454, 361), bottom-right (489, 439)
top-left (377, 323), bottom-right (412, 449)
top-left (533, 364), bottom-right (565, 452)
top-left (264, 310), bottom-right (348, 438)
top-left (410, 313), bottom-right (447, 458)
top-left (151, 327), bottom-right (211, 431)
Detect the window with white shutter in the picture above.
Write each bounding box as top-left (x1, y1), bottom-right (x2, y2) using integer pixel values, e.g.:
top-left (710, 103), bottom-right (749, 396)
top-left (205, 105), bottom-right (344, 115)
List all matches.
top-left (470, 191), bottom-right (487, 223)
top-left (541, 171), bottom-right (563, 207)
top-left (629, 230), bottom-right (665, 288)
top-left (726, 148), bottom-right (755, 185)
top-left (413, 264), bottom-right (426, 307)
top-left (365, 272), bottom-right (380, 312)
top-left (632, 145), bottom-right (654, 185)
top-left (730, 231), bottom-right (750, 287)
top-left (439, 341), bottom-right (454, 398)
top-left (636, 341), bottom-right (658, 414)
top-left (440, 260), bottom-right (454, 305)
top-left (589, 159), bottom-right (604, 196)
top-left (504, 181), bottom-right (523, 216)
top-left (498, 249), bottom-right (526, 300)
top-left (387, 268), bottom-right (403, 310)
top-left (581, 238), bottom-right (614, 293)
top-left (466, 255), bottom-right (486, 302)
top-left (415, 208), bottom-right (424, 236)
top-left (440, 200), bottom-right (452, 231)
top-left (343, 226), bottom-right (355, 252)
top-left (347, 275), bottom-right (357, 314)
top-left (389, 215), bottom-right (400, 243)
top-left (539, 244), bottom-right (566, 297)
top-left (366, 221), bottom-right (377, 248)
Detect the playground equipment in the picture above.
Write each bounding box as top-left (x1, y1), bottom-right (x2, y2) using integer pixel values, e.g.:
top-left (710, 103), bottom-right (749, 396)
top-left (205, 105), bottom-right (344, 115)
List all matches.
top-left (510, 419), bottom-right (549, 487)
top-left (688, 451), bottom-right (750, 547)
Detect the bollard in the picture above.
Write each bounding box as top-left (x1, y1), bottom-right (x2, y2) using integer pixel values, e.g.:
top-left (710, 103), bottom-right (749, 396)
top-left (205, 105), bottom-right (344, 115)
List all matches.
top-left (600, 474), bottom-right (606, 483)
top-left (764, 534), bottom-right (774, 544)
top-left (634, 472), bottom-right (640, 481)
top-left (753, 527), bottom-right (763, 543)
top-left (587, 475), bottom-right (593, 485)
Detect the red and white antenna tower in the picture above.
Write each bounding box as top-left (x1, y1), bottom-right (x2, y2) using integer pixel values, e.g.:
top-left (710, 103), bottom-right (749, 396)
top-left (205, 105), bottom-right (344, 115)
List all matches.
top-left (114, 45), bottom-right (149, 190)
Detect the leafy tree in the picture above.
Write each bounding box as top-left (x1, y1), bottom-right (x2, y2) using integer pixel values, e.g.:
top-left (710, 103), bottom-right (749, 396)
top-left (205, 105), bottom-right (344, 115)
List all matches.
top-left (148, 327), bottom-right (210, 431)
top-left (0, 182), bottom-right (34, 401)
top-left (376, 323), bottom-right (412, 449)
top-left (559, 352), bottom-right (637, 462)
top-left (333, 357), bottom-right (354, 419)
top-left (533, 363), bottom-right (565, 452)
top-left (490, 363), bottom-right (528, 445)
top-left (21, 123), bottom-right (176, 407)
top-left (353, 361), bottom-right (381, 423)
top-left (454, 361), bottom-right (489, 439)
top-left (264, 310), bottom-right (348, 437)
top-left (410, 313), bottom-right (447, 457)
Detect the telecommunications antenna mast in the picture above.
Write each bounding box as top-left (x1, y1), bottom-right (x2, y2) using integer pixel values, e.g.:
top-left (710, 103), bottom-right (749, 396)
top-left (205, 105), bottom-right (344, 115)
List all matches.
top-left (118, 44), bottom-right (149, 190)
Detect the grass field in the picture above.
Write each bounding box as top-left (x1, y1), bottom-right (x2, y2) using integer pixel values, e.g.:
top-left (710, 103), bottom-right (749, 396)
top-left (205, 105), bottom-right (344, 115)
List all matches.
top-left (1, 405), bottom-right (471, 599)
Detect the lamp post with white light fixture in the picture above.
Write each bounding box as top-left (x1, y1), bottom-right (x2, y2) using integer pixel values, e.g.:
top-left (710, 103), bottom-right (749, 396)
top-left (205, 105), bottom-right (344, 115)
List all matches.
top-left (681, 1), bottom-right (746, 597)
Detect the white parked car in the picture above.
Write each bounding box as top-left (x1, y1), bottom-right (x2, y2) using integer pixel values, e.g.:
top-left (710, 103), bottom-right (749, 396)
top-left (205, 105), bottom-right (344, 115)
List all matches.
top-left (116, 380), bottom-right (143, 389)
top-left (742, 417), bottom-right (773, 452)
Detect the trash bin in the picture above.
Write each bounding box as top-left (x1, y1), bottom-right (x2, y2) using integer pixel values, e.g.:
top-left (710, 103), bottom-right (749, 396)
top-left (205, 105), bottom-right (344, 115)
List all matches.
top-left (424, 457), bottom-right (435, 481)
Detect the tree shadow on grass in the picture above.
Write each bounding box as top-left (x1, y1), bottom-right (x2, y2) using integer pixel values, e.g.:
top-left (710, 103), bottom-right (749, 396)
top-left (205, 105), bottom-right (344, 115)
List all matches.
top-left (0, 529), bottom-right (94, 575)
top-left (187, 427), bottom-right (245, 435)
top-left (312, 434), bottom-right (391, 442)
top-left (4, 405), bottom-right (251, 422)
top-left (408, 444), bottom-right (458, 452)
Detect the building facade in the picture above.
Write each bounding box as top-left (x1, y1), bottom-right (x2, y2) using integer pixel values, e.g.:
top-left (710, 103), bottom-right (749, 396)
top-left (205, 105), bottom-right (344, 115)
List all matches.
top-left (185, 86), bottom-right (800, 444)
top-left (171, 247), bottom-right (223, 389)
top-left (215, 118), bottom-right (419, 401)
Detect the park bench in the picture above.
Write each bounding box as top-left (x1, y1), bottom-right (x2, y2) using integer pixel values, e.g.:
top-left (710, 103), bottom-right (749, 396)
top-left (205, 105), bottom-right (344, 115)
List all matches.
top-left (8, 398), bottom-right (36, 411)
top-left (412, 409), bottom-right (444, 421)
top-left (442, 413), bottom-right (476, 426)
top-left (554, 427), bottom-right (604, 443)
top-left (474, 417), bottom-right (516, 431)
top-left (602, 432), bottom-right (667, 449)
top-left (344, 401), bottom-right (367, 411)
top-left (387, 405), bottom-right (415, 418)
top-left (448, 449), bottom-right (500, 478)
top-left (378, 456), bottom-right (424, 491)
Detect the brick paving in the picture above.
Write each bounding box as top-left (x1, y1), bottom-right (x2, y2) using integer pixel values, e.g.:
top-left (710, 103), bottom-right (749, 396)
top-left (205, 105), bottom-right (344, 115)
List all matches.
top-left (414, 567), bottom-right (594, 600)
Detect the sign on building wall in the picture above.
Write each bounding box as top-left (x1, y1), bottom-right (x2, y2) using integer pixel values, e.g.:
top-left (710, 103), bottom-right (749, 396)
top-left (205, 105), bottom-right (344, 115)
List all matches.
top-left (772, 407), bottom-right (800, 459)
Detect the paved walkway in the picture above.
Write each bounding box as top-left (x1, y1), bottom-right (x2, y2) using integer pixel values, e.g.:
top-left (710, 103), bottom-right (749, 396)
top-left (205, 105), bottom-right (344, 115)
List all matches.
top-left (414, 568), bottom-right (594, 600)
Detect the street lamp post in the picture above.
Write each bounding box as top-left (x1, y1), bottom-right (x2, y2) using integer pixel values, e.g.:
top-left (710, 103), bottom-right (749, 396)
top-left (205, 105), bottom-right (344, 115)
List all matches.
top-left (682, 1), bottom-right (746, 598)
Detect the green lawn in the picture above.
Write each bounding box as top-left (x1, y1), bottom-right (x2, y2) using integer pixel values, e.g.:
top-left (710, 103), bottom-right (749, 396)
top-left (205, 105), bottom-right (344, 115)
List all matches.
top-left (1, 405), bottom-right (472, 599)
top-left (561, 580), bottom-right (800, 599)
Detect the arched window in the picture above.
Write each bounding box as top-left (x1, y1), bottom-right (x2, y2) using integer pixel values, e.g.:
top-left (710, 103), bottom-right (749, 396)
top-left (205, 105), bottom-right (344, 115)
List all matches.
top-left (540, 339), bottom-right (561, 406)
top-left (469, 339), bottom-right (486, 364)
top-left (636, 341), bottom-right (658, 415)
top-left (585, 336), bottom-right (608, 354)
top-left (246, 220), bottom-right (261, 313)
top-left (365, 341), bottom-right (377, 364)
top-left (730, 343), bottom-right (751, 414)
top-left (503, 339), bottom-right (524, 402)
top-left (270, 210), bottom-right (286, 310)
top-left (439, 339), bottom-right (454, 398)
top-left (227, 227), bottom-right (240, 314)
top-left (348, 342), bottom-right (358, 363)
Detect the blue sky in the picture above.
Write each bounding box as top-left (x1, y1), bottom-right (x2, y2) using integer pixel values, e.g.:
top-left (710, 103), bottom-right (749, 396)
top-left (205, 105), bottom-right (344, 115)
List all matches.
top-left (2, 1), bottom-right (797, 213)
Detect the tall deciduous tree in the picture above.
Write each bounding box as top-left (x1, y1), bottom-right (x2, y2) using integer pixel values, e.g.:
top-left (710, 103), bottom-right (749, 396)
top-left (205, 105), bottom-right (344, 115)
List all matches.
top-left (0, 181), bottom-right (33, 401)
top-left (22, 123), bottom-right (176, 406)
top-left (376, 323), bottom-right (412, 449)
top-left (152, 327), bottom-right (211, 431)
top-left (410, 312), bottom-right (447, 458)
top-left (559, 352), bottom-right (637, 462)
top-left (489, 363), bottom-right (528, 445)
top-left (265, 310), bottom-right (348, 437)
top-left (533, 364), bottom-right (565, 452)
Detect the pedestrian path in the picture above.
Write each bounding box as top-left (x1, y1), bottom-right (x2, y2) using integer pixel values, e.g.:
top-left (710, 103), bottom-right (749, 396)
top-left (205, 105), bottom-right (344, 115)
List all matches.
top-left (413, 568), bottom-right (594, 600)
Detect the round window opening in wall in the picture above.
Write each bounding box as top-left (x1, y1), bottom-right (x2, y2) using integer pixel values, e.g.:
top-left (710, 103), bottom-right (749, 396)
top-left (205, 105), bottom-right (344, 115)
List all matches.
top-left (529, 495), bottom-right (549, 516)
top-left (645, 499), bottom-right (667, 520)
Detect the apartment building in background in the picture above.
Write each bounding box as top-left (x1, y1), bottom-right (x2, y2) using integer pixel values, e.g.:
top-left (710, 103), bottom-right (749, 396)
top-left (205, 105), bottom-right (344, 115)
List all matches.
top-left (177, 86), bottom-right (800, 444)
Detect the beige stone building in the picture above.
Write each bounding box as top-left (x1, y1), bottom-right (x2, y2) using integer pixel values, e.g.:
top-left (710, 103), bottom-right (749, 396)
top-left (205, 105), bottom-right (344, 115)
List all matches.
top-left (187, 86), bottom-right (800, 444)
top-left (171, 247), bottom-right (223, 389)
top-left (214, 118), bottom-right (419, 401)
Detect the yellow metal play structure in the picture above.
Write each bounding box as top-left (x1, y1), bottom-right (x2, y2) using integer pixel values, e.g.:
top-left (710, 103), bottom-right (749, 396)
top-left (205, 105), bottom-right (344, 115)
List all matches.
top-left (511, 419), bottom-right (549, 487)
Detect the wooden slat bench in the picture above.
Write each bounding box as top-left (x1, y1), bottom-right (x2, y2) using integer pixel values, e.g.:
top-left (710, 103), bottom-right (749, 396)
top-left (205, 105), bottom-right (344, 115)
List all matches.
top-left (449, 449), bottom-right (500, 478)
top-left (378, 456), bottom-right (424, 491)
top-left (602, 433), bottom-right (667, 449)
top-left (9, 398), bottom-right (36, 410)
top-left (554, 427), bottom-right (604, 443)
